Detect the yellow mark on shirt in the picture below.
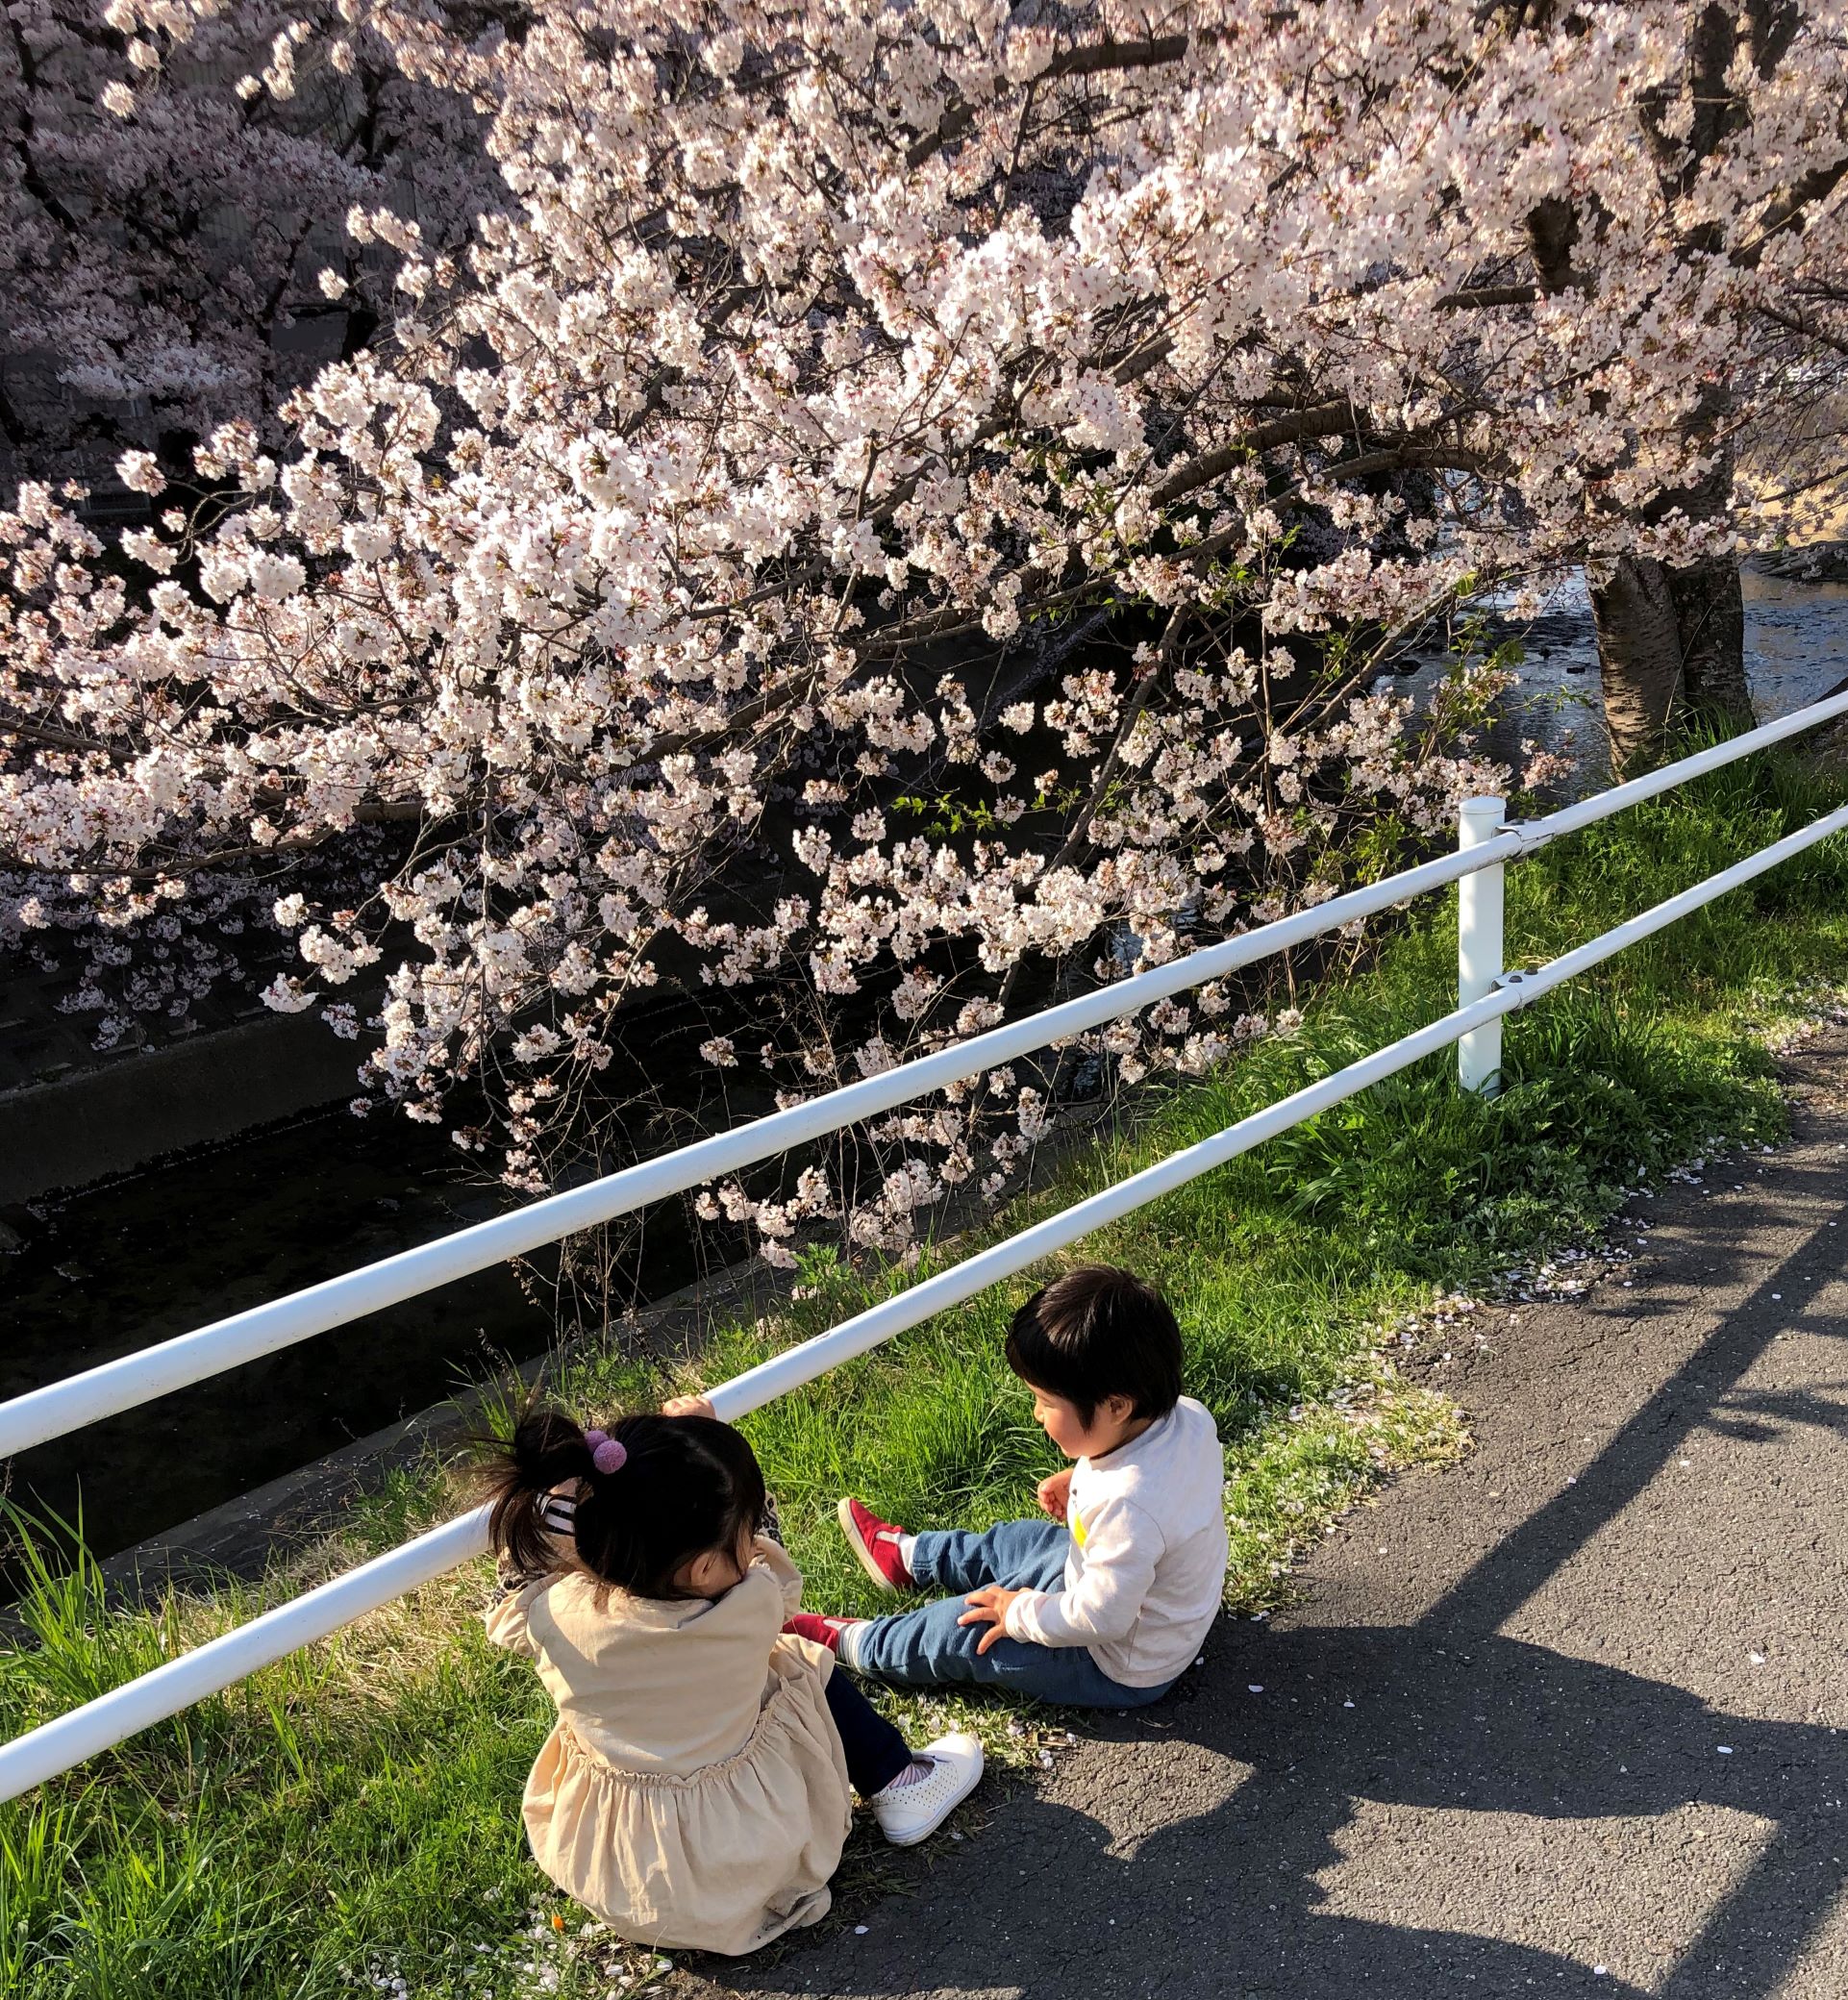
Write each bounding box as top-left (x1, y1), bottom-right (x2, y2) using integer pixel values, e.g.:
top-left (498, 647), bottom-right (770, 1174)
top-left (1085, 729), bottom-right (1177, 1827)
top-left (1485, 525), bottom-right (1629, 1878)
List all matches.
top-left (1070, 1509), bottom-right (1087, 1549)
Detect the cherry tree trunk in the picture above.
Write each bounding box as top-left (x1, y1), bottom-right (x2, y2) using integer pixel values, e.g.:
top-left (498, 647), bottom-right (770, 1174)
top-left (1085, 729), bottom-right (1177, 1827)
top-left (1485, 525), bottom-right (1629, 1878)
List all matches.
top-left (1589, 554), bottom-right (1752, 771)
top-left (1669, 555), bottom-right (1752, 728)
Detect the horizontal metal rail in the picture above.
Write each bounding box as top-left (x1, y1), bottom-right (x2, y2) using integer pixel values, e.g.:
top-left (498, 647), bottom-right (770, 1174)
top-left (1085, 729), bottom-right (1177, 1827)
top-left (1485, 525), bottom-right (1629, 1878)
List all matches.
top-left (3, 687), bottom-right (1845, 1463)
top-left (0, 844), bottom-right (1509, 1462)
top-left (1518, 688), bottom-right (1848, 844)
top-left (709, 794), bottom-right (1848, 1418)
top-left (0, 1511), bottom-right (495, 1806)
top-left (3, 795), bottom-right (1844, 1803)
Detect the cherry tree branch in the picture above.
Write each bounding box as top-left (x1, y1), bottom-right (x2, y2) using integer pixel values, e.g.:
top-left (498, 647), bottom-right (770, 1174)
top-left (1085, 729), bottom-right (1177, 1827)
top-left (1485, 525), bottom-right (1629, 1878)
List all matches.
top-left (905, 35), bottom-right (1190, 168)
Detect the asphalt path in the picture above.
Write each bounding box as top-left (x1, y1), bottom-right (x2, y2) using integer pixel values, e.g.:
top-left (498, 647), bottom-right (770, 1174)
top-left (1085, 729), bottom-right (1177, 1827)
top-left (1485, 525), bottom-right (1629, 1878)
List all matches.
top-left (687, 1035), bottom-right (1848, 1999)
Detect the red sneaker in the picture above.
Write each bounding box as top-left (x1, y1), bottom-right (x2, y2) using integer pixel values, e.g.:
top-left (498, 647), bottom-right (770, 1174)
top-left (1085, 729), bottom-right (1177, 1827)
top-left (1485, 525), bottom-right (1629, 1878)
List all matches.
top-left (783, 1612), bottom-right (865, 1657)
top-left (837, 1496), bottom-right (914, 1592)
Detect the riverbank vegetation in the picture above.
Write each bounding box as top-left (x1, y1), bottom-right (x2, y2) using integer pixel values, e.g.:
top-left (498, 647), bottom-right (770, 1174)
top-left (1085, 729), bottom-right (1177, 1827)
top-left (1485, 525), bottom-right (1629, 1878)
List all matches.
top-left (4, 748), bottom-right (1846, 1998)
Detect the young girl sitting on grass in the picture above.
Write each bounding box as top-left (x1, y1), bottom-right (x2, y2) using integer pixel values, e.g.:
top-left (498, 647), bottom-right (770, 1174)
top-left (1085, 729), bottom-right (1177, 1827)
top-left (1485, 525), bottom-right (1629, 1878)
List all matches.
top-left (480, 1402), bottom-right (983, 1957)
top-left (784, 1264), bottom-right (1229, 1710)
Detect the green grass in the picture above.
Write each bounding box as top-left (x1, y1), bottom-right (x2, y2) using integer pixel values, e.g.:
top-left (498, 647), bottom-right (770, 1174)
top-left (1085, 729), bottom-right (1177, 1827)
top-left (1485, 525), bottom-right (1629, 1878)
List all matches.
top-left (5, 745), bottom-right (1848, 1998)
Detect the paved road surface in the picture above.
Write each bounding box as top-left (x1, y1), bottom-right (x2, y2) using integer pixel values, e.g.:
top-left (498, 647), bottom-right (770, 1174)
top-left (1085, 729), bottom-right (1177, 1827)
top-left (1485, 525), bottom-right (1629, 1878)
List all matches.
top-left (687, 1037), bottom-right (1848, 1999)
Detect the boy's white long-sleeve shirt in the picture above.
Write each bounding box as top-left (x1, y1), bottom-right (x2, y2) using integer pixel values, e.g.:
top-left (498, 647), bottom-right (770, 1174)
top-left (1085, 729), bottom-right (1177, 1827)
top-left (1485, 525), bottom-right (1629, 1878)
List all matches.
top-left (1001, 1394), bottom-right (1228, 1688)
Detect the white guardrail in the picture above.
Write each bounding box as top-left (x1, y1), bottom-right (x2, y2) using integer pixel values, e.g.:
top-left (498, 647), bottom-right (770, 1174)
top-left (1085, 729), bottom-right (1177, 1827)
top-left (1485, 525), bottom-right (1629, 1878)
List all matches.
top-left (4, 688), bottom-right (1848, 1803)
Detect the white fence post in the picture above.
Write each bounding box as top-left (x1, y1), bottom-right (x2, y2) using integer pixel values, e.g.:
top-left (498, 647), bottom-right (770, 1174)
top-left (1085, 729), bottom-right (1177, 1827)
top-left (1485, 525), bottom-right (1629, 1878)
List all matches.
top-left (1457, 796), bottom-right (1507, 1092)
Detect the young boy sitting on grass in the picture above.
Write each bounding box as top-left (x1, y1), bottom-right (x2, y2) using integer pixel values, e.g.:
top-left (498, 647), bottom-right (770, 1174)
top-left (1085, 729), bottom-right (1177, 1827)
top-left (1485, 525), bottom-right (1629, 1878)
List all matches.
top-left (786, 1263), bottom-right (1229, 1710)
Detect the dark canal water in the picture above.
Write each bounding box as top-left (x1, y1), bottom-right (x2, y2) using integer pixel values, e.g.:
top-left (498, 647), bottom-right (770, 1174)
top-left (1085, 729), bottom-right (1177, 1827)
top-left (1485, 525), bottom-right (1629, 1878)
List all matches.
top-left (0, 1001), bottom-right (752, 1572)
top-left (4, 564), bottom-right (1847, 1571)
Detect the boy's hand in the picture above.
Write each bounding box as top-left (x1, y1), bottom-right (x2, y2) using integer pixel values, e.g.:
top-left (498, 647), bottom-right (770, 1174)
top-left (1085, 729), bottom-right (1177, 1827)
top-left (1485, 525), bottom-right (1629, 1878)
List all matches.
top-left (958, 1585), bottom-right (1023, 1655)
top-left (662, 1393), bottom-right (716, 1419)
top-left (1036, 1467), bottom-right (1073, 1521)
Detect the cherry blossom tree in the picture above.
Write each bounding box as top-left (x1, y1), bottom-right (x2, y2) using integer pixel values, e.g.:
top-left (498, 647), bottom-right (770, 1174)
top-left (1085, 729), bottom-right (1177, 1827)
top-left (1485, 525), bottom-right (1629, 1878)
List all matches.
top-left (4, 0), bottom-right (1846, 1266)
top-left (0, 0), bottom-right (499, 495)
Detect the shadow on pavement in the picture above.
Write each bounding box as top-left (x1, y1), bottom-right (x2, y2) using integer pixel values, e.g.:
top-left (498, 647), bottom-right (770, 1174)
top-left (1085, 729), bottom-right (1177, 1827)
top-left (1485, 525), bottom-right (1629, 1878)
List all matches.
top-left (693, 1165), bottom-right (1848, 1998)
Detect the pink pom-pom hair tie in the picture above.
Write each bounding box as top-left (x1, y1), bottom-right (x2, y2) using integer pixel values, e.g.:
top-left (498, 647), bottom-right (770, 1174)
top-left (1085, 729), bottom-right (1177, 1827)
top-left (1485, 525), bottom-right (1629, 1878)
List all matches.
top-left (582, 1428), bottom-right (628, 1475)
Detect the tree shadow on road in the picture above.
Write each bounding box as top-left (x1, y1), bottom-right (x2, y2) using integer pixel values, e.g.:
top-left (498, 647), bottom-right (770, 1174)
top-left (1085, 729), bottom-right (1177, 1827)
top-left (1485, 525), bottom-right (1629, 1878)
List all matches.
top-left (701, 1618), bottom-right (1847, 1999)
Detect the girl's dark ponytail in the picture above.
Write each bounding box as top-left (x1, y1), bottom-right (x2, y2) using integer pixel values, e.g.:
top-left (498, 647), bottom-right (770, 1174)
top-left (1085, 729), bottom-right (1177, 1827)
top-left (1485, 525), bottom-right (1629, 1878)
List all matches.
top-left (479, 1400), bottom-right (767, 1599)
top-left (482, 1407), bottom-right (598, 1583)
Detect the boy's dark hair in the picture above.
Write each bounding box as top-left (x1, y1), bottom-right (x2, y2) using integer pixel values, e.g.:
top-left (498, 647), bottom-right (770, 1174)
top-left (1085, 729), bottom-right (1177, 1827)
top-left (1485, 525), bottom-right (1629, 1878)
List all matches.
top-left (1004, 1264), bottom-right (1183, 1426)
top-left (480, 1403), bottom-right (765, 1600)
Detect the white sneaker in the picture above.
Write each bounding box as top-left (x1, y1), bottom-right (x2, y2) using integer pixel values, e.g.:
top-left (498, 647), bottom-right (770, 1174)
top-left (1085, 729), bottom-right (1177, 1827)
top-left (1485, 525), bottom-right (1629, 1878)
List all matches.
top-left (871, 1733), bottom-right (985, 1846)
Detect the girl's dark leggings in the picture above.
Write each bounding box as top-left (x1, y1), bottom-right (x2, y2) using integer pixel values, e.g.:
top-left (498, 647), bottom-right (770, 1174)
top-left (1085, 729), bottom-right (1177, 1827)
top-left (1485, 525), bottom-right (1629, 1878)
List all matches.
top-left (822, 1668), bottom-right (912, 1797)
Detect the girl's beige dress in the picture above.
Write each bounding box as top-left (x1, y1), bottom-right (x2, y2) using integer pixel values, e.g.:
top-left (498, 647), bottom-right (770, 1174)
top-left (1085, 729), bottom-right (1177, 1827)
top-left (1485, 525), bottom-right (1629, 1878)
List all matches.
top-left (483, 1537), bottom-right (852, 1956)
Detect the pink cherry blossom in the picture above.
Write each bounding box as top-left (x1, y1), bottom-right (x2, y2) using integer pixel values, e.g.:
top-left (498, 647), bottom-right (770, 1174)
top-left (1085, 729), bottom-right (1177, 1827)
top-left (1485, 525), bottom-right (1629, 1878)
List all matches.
top-left (5, 1), bottom-right (1846, 1257)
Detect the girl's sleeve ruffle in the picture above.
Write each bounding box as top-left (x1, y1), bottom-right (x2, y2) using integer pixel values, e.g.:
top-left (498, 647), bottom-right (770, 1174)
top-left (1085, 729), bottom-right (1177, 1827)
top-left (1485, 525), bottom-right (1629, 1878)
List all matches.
top-left (483, 1571), bottom-right (553, 1657)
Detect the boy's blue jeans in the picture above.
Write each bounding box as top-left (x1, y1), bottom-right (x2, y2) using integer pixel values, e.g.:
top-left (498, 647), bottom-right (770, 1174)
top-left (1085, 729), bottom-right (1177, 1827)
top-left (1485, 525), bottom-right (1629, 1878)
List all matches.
top-left (843, 1517), bottom-right (1173, 1709)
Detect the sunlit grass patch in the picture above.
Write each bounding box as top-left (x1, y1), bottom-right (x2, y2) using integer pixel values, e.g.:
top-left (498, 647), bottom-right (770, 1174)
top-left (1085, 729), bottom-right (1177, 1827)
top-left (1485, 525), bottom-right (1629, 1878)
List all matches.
top-left (1219, 1374), bottom-right (1470, 1617)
